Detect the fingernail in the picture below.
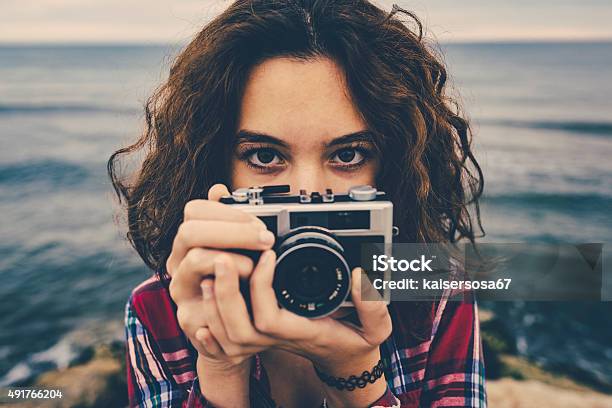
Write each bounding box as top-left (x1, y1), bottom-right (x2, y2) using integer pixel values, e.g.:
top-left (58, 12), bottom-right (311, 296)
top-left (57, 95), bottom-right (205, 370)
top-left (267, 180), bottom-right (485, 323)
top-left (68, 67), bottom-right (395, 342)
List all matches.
top-left (201, 280), bottom-right (214, 300)
top-left (259, 230), bottom-right (275, 245)
top-left (251, 218), bottom-right (267, 230)
top-left (259, 250), bottom-right (273, 265)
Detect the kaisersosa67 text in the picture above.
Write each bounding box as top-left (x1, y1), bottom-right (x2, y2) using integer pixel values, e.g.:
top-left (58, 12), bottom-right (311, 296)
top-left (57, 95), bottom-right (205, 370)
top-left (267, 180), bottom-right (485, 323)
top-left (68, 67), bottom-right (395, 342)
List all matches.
top-left (372, 277), bottom-right (512, 291)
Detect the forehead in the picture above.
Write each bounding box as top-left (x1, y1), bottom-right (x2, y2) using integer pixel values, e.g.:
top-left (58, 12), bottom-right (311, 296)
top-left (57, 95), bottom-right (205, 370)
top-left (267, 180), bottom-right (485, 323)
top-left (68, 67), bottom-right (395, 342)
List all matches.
top-left (237, 57), bottom-right (367, 145)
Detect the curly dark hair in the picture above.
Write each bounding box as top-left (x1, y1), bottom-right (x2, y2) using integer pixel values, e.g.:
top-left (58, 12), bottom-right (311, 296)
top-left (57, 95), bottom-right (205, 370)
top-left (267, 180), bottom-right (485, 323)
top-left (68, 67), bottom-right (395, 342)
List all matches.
top-left (108, 0), bottom-right (485, 290)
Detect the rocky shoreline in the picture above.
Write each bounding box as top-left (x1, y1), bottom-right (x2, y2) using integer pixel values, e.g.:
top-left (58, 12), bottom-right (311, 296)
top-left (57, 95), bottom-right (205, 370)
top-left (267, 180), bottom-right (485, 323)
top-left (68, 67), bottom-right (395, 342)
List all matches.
top-left (0, 341), bottom-right (127, 408)
top-left (1, 310), bottom-right (611, 407)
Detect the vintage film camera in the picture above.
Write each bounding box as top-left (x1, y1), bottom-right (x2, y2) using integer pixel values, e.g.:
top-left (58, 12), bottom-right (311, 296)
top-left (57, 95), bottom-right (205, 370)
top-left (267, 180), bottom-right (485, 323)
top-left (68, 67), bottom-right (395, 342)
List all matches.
top-left (221, 185), bottom-right (394, 318)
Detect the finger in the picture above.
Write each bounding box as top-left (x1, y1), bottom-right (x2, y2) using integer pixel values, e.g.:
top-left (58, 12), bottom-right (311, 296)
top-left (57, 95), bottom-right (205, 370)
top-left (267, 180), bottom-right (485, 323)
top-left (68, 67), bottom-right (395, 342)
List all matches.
top-left (213, 255), bottom-right (276, 346)
top-left (175, 299), bottom-right (208, 344)
top-left (201, 279), bottom-right (232, 348)
top-left (201, 279), bottom-right (263, 356)
top-left (169, 248), bottom-right (254, 300)
top-left (169, 221), bottom-right (274, 276)
top-left (195, 327), bottom-right (223, 356)
top-left (170, 199), bottom-right (265, 275)
top-left (351, 268), bottom-right (392, 341)
top-left (184, 200), bottom-right (264, 228)
top-left (208, 184), bottom-right (231, 202)
top-left (356, 267), bottom-right (386, 303)
top-left (250, 250), bottom-right (315, 340)
top-left (206, 184), bottom-right (266, 230)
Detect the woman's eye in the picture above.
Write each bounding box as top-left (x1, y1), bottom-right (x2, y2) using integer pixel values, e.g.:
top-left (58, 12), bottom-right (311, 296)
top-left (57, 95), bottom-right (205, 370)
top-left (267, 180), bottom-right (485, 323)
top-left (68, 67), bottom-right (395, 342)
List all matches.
top-left (331, 148), bottom-right (366, 166)
top-left (247, 148), bottom-right (282, 167)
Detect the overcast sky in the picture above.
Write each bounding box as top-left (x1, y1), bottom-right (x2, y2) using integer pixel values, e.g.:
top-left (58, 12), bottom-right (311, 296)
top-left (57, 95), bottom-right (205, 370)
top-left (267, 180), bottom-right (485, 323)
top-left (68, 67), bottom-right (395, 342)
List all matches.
top-left (1, 0), bottom-right (612, 44)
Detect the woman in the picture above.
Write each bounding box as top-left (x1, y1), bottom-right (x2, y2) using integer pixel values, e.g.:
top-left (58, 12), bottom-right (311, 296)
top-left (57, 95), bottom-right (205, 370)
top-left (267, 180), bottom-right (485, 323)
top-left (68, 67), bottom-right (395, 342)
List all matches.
top-left (109, 1), bottom-right (486, 407)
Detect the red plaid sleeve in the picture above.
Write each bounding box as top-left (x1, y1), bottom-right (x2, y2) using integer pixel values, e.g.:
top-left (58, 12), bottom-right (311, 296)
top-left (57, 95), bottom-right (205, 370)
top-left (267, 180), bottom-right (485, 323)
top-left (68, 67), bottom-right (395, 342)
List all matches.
top-left (419, 292), bottom-right (486, 407)
top-left (382, 290), bottom-right (486, 407)
top-left (125, 276), bottom-right (214, 407)
top-left (368, 386), bottom-right (402, 407)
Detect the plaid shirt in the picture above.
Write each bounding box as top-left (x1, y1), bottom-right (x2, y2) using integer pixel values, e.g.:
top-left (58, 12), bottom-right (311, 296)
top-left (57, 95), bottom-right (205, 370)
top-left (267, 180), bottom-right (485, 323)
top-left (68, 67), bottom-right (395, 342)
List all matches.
top-left (125, 274), bottom-right (486, 407)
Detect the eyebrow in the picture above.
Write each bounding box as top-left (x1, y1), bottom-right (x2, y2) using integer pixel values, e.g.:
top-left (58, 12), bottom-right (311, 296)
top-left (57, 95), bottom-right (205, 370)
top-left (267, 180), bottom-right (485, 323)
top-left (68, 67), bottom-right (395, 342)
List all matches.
top-left (235, 129), bottom-right (375, 149)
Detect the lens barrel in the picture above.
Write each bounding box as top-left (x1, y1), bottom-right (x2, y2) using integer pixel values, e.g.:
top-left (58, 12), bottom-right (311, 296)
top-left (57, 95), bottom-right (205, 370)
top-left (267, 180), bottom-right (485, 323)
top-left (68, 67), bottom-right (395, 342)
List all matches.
top-left (273, 227), bottom-right (351, 318)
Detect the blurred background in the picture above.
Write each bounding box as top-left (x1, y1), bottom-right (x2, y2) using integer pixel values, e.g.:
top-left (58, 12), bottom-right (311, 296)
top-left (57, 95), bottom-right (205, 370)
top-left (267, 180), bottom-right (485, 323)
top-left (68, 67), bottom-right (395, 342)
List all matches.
top-left (1, 1), bottom-right (611, 406)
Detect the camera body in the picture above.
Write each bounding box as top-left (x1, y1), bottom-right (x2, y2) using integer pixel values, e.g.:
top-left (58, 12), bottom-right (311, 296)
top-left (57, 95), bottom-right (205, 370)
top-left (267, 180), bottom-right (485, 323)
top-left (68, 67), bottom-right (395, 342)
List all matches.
top-left (221, 185), bottom-right (393, 318)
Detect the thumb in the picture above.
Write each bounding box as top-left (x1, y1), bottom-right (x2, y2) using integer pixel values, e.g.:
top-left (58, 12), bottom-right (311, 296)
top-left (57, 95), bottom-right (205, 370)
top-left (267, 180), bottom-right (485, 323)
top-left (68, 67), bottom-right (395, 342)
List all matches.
top-left (352, 267), bottom-right (385, 304)
top-left (351, 268), bottom-right (390, 340)
top-left (207, 184), bottom-right (231, 202)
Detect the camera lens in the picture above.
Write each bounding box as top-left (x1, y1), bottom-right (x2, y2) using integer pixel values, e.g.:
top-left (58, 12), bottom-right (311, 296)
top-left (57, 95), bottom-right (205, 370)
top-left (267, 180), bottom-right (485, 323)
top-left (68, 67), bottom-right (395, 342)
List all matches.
top-left (274, 227), bottom-right (351, 318)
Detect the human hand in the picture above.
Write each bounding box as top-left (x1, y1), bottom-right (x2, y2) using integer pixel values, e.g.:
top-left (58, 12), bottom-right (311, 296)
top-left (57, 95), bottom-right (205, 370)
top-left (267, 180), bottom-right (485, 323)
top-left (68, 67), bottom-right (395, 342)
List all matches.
top-left (167, 184), bottom-right (277, 371)
top-left (248, 250), bottom-right (393, 373)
